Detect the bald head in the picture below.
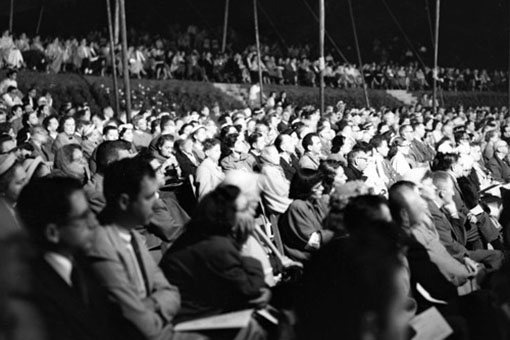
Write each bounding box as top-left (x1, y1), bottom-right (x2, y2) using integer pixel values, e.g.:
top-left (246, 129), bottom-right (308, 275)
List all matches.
top-left (388, 181), bottom-right (428, 229)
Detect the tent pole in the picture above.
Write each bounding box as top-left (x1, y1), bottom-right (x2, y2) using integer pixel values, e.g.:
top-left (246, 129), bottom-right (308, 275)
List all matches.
top-left (106, 0), bottom-right (120, 116)
top-left (433, 0), bottom-right (441, 115)
top-left (253, 0), bottom-right (264, 107)
top-left (119, 0), bottom-right (132, 122)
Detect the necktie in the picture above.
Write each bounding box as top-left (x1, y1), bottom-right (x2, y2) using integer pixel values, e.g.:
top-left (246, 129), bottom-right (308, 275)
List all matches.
top-left (71, 266), bottom-right (89, 305)
top-left (130, 232), bottom-right (150, 297)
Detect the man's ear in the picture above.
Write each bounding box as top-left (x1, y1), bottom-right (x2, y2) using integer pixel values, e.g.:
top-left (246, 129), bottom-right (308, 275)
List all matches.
top-left (45, 223), bottom-right (60, 244)
top-left (360, 311), bottom-right (379, 340)
top-left (118, 193), bottom-right (130, 211)
top-left (400, 208), bottom-right (410, 228)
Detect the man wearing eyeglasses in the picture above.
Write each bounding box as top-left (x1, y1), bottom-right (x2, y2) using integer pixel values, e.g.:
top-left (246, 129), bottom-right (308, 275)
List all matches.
top-left (17, 177), bottom-right (119, 340)
top-left (487, 140), bottom-right (510, 183)
top-left (344, 147), bottom-right (369, 182)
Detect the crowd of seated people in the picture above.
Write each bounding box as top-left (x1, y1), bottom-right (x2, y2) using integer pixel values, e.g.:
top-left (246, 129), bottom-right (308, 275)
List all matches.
top-left (4, 66), bottom-right (510, 340)
top-left (0, 28), bottom-right (507, 92)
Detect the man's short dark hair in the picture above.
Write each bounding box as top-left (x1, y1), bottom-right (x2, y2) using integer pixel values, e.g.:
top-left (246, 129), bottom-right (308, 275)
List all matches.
top-left (300, 108), bottom-right (316, 121)
top-left (274, 133), bottom-right (289, 153)
top-left (247, 132), bottom-right (263, 148)
top-left (96, 140), bottom-right (131, 174)
top-left (398, 124), bottom-right (413, 136)
top-left (370, 134), bottom-right (387, 149)
top-left (301, 133), bottom-right (318, 152)
top-left (222, 133), bottom-right (239, 149)
top-left (103, 125), bottom-right (118, 136)
top-left (203, 138), bottom-right (220, 152)
top-left (431, 152), bottom-right (459, 172)
top-left (347, 147), bottom-right (366, 165)
top-left (17, 177), bottom-right (83, 247)
top-left (10, 104), bottom-right (22, 114)
top-left (103, 157), bottom-right (156, 208)
top-left (160, 115), bottom-right (173, 131)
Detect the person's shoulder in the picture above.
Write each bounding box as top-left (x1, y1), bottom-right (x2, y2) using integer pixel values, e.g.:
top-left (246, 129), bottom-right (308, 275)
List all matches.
top-left (194, 236), bottom-right (239, 257)
top-left (289, 199), bottom-right (311, 210)
top-left (88, 225), bottom-right (117, 257)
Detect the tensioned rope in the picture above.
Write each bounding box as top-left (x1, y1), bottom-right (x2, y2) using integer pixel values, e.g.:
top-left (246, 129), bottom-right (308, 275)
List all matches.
top-left (380, 0), bottom-right (428, 69)
top-left (424, 0), bottom-right (435, 50)
top-left (257, 1), bottom-right (288, 50)
top-left (347, 0), bottom-right (370, 107)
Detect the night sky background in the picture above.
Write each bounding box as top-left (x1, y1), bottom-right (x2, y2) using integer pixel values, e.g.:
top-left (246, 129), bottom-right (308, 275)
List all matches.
top-left (0, 0), bottom-right (508, 69)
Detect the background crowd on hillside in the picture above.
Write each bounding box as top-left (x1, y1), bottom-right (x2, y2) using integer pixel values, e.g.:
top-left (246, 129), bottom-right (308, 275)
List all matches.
top-left (0, 28), bottom-right (507, 92)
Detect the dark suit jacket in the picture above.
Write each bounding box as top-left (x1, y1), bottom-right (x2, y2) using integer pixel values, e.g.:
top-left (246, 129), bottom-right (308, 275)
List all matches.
top-left (31, 257), bottom-right (130, 340)
top-left (406, 236), bottom-right (458, 312)
top-left (344, 164), bottom-right (367, 182)
top-left (427, 200), bottom-right (469, 262)
top-left (448, 173), bottom-right (470, 228)
top-left (457, 170), bottom-right (481, 209)
top-left (280, 153), bottom-right (299, 181)
top-left (487, 155), bottom-right (510, 183)
top-left (175, 151), bottom-right (198, 178)
top-left (0, 198), bottom-right (21, 239)
top-left (160, 234), bottom-right (265, 323)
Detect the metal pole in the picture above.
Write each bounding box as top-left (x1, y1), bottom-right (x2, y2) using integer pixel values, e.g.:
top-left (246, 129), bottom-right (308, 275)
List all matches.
top-left (508, 0), bottom-right (510, 112)
top-left (221, 0), bottom-right (229, 53)
top-left (106, 0), bottom-right (120, 116)
top-left (36, 6), bottom-right (44, 35)
top-left (347, 0), bottom-right (370, 107)
top-left (114, 0), bottom-right (120, 44)
top-left (433, 0), bottom-right (440, 115)
top-left (253, 0), bottom-right (264, 107)
top-left (319, 0), bottom-right (325, 115)
top-left (9, 0), bottom-right (14, 33)
top-left (119, 0), bottom-right (132, 122)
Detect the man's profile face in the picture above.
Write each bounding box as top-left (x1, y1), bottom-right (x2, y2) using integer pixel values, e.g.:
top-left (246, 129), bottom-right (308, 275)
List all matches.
top-left (404, 187), bottom-right (428, 226)
top-left (377, 141), bottom-right (389, 157)
top-left (310, 136), bottom-right (322, 154)
top-left (56, 190), bottom-right (97, 253)
top-left (128, 176), bottom-right (158, 226)
top-left (105, 129), bottom-right (119, 141)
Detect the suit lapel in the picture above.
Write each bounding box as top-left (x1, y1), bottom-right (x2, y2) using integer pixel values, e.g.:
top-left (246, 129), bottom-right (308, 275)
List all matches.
top-left (36, 259), bottom-right (97, 332)
top-left (104, 227), bottom-right (140, 285)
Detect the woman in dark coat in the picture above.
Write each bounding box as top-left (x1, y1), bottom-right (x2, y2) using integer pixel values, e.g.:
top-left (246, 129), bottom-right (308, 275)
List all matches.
top-left (159, 185), bottom-right (269, 323)
top-left (278, 169), bottom-right (334, 262)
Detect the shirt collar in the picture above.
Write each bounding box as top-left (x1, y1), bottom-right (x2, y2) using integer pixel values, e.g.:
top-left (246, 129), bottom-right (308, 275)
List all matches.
top-left (44, 252), bottom-right (73, 286)
top-left (117, 227), bottom-right (132, 243)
